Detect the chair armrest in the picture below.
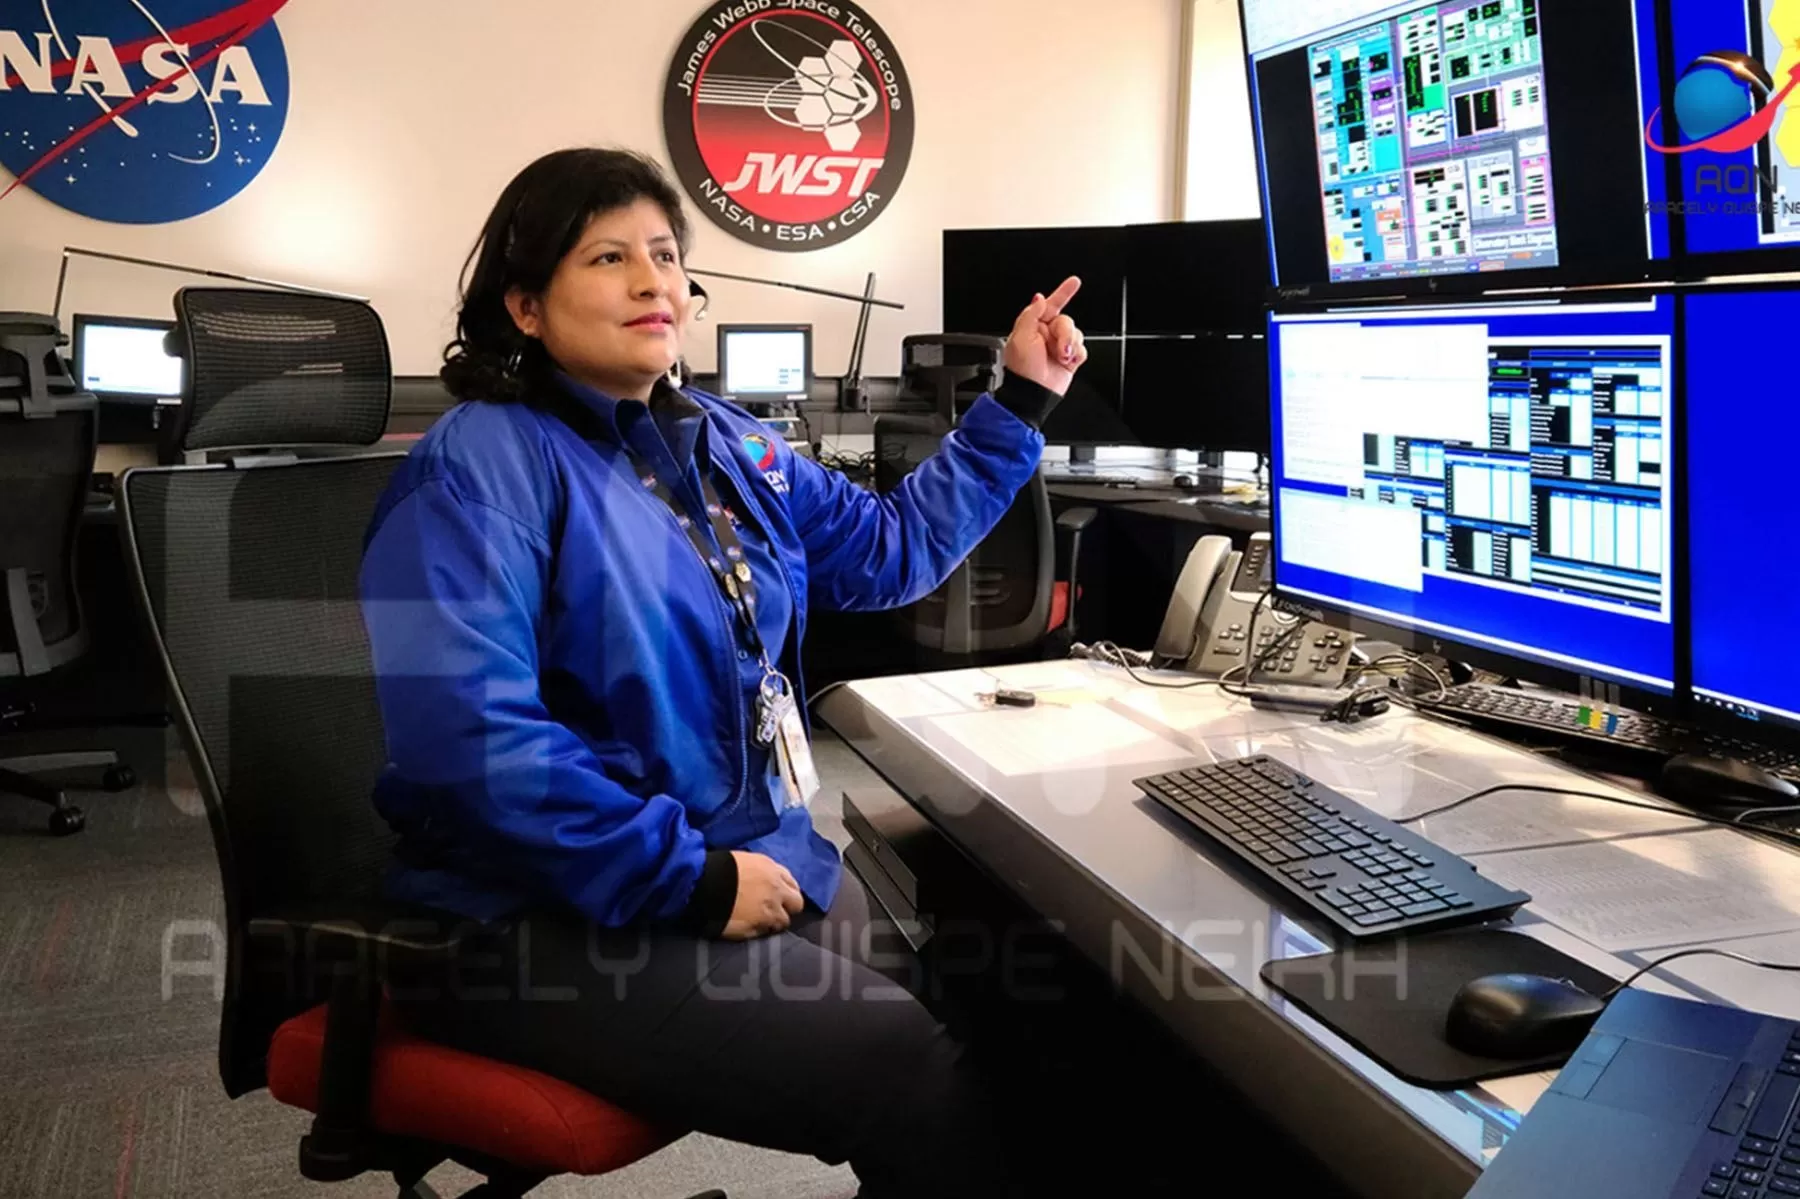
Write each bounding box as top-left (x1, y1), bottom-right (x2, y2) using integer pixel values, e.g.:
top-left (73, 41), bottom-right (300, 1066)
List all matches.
top-left (249, 902), bottom-right (486, 1183)
top-left (247, 901), bottom-right (471, 972)
top-left (1056, 507), bottom-right (1099, 536)
top-left (1054, 508), bottom-right (1099, 645)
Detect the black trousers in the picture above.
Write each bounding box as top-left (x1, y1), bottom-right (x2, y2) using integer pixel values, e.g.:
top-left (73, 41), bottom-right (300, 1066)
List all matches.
top-left (391, 870), bottom-right (1013, 1198)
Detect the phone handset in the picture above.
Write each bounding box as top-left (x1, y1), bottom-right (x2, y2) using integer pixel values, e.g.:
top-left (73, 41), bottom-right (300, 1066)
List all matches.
top-left (1154, 532), bottom-right (1352, 687)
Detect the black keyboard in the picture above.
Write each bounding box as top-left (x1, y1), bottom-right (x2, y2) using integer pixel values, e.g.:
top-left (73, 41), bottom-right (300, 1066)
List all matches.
top-left (1135, 755), bottom-right (1531, 940)
top-left (1416, 684), bottom-right (1800, 781)
top-left (1702, 1028), bottom-right (1800, 1198)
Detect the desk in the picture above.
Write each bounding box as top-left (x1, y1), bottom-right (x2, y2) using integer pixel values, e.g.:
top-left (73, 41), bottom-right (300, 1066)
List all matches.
top-left (818, 661), bottom-right (1800, 1199)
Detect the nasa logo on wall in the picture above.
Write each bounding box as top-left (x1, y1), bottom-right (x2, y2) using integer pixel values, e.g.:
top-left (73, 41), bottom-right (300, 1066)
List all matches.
top-left (0, 0), bottom-right (290, 224)
top-left (664, 1), bottom-right (914, 252)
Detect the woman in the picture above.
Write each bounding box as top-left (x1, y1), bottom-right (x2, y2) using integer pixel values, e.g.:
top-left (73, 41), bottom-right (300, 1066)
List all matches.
top-left (358, 147), bottom-right (1088, 1197)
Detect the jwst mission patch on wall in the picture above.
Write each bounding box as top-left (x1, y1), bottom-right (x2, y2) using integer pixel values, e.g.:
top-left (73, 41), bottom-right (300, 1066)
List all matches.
top-left (664, 0), bottom-right (914, 252)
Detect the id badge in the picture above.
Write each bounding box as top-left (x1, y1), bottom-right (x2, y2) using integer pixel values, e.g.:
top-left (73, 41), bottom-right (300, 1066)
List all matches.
top-left (774, 697), bottom-right (821, 809)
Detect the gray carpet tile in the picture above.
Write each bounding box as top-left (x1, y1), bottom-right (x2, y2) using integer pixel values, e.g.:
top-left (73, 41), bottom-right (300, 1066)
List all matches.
top-left (0, 727), bottom-right (871, 1198)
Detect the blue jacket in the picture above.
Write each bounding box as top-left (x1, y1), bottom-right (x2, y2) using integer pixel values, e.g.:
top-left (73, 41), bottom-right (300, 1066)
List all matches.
top-left (358, 376), bottom-right (1045, 930)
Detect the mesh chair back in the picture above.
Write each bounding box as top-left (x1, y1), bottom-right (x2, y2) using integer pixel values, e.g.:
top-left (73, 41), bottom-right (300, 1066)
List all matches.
top-left (901, 335), bottom-right (1004, 421)
top-left (168, 289), bottom-right (391, 454)
top-left (0, 315), bottom-right (97, 675)
top-left (873, 414), bottom-right (1054, 654)
top-left (121, 455), bottom-right (404, 1092)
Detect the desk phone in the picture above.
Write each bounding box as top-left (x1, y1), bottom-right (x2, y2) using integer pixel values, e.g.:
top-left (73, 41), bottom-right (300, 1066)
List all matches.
top-left (1154, 532), bottom-right (1352, 689)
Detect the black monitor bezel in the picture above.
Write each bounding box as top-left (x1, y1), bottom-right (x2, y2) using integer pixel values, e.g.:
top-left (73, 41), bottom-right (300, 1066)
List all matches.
top-left (1238, 0), bottom-right (1669, 309)
top-left (715, 323), bottom-right (813, 404)
top-left (1265, 286), bottom-right (1685, 715)
top-left (70, 313), bottom-right (181, 403)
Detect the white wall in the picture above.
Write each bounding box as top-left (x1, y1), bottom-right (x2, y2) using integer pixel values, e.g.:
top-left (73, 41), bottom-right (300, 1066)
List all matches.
top-left (0, 0), bottom-right (1187, 379)
top-left (1179, 0), bottom-right (1262, 221)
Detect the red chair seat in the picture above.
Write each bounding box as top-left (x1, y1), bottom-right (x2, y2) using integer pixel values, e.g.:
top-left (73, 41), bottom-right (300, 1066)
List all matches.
top-left (1049, 582), bottom-right (1073, 633)
top-left (267, 1003), bottom-right (676, 1176)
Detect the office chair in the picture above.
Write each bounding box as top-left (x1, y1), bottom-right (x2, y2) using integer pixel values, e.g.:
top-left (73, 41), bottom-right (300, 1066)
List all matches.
top-left (119, 287), bottom-right (725, 1199)
top-left (875, 334), bottom-right (1097, 658)
top-left (0, 313), bottom-right (135, 836)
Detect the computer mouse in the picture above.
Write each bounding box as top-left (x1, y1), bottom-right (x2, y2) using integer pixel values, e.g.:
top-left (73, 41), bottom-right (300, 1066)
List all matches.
top-left (1173, 474), bottom-right (1198, 490)
top-left (1445, 973), bottom-right (1608, 1060)
top-left (1659, 753), bottom-right (1798, 817)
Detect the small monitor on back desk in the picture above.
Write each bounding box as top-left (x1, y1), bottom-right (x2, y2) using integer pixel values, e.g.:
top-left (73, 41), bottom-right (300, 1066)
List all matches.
top-left (72, 315), bottom-right (183, 404)
top-left (717, 323), bottom-right (811, 406)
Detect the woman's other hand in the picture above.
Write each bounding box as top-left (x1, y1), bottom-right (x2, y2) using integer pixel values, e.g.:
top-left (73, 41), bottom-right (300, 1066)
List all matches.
top-left (723, 851), bottom-right (806, 939)
top-left (1003, 276), bottom-right (1089, 397)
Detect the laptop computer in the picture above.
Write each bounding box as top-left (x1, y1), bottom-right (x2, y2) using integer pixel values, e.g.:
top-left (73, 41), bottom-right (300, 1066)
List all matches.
top-left (1470, 989), bottom-right (1800, 1199)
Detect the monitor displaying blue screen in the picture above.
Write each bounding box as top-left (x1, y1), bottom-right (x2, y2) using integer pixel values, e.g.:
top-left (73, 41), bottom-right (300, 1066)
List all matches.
top-left (1269, 295), bottom-right (1678, 694)
top-left (1239, 0), bottom-right (1668, 295)
top-left (1685, 286), bottom-right (1800, 736)
top-left (1664, 0), bottom-right (1800, 260)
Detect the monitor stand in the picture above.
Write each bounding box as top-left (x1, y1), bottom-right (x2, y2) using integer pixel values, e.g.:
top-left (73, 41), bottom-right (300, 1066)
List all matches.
top-left (1069, 445), bottom-right (1099, 465)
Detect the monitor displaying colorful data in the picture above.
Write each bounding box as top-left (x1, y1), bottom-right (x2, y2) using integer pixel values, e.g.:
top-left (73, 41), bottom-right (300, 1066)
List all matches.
top-left (1684, 285), bottom-right (1800, 742)
top-left (1240, 0), bottom-right (1668, 298)
top-left (1661, 0), bottom-right (1800, 270)
top-left (1268, 294), bottom-right (1678, 698)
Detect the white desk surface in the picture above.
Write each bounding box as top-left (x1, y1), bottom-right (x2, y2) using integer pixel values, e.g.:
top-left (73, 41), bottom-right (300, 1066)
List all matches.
top-left (834, 660), bottom-right (1800, 1168)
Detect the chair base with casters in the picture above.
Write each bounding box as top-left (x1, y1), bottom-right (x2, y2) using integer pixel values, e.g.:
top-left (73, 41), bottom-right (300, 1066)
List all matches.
top-left (0, 706), bottom-right (139, 835)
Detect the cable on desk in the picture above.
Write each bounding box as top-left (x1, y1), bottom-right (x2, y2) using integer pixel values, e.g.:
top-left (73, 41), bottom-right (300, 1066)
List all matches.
top-left (1071, 641), bottom-right (1223, 690)
top-left (1358, 653), bottom-right (1450, 702)
top-left (1394, 783), bottom-right (1800, 847)
top-left (1601, 948), bottom-right (1800, 1000)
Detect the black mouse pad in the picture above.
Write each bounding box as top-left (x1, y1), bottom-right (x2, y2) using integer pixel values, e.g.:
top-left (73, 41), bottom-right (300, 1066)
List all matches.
top-left (1258, 929), bottom-right (1619, 1091)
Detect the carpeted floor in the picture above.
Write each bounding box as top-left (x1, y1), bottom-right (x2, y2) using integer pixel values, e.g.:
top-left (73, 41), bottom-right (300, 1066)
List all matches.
top-left (0, 725), bottom-right (877, 1199)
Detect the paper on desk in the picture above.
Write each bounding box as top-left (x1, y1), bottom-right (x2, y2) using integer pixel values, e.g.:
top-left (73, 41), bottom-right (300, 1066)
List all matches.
top-left (926, 703), bottom-right (1193, 777)
top-left (1112, 684), bottom-right (1315, 736)
top-left (1476, 829), bottom-right (1800, 952)
top-left (847, 674), bottom-right (977, 721)
top-left (918, 661), bottom-right (1119, 710)
top-left (1413, 786), bottom-right (1702, 857)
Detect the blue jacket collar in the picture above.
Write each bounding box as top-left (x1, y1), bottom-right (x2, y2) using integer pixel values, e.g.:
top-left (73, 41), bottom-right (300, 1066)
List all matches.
top-left (552, 370), bottom-right (696, 444)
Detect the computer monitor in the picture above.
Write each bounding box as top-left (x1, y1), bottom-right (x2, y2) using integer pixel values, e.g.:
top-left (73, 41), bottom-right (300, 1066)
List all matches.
top-left (1124, 220), bottom-right (1269, 334)
top-left (942, 226), bottom-right (1127, 337)
top-left (1121, 334), bottom-right (1271, 454)
top-left (1268, 292), bottom-right (1678, 703)
top-left (1039, 338), bottom-right (1130, 446)
top-left (1239, 0), bottom-right (1668, 301)
top-left (1661, 0), bottom-right (1800, 275)
top-left (72, 314), bottom-right (183, 402)
top-left (1684, 284), bottom-right (1800, 746)
top-left (716, 324), bottom-right (811, 405)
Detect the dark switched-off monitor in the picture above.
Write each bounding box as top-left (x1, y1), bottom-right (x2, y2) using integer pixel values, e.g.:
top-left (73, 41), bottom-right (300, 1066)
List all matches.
top-left (1240, 0), bottom-right (1668, 300)
top-left (1267, 293), bottom-right (1678, 703)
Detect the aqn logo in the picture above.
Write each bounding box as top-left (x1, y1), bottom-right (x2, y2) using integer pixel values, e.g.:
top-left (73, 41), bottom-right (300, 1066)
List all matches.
top-left (0, 0), bottom-right (290, 224)
top-left (1647, 49), bottom-right (1800, 164)
top-left (664, 1), bottom-right (914, 252)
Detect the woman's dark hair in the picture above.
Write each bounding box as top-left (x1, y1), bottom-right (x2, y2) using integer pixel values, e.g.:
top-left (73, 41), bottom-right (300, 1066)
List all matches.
top-left (442, 148), bottom-right (693, 403)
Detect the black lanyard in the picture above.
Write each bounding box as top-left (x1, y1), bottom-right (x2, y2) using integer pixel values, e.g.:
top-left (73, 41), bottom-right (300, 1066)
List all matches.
top-left (626, 454), bottom-right (771, 666)
top-left (536, 384), bottom-right (774, 669)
